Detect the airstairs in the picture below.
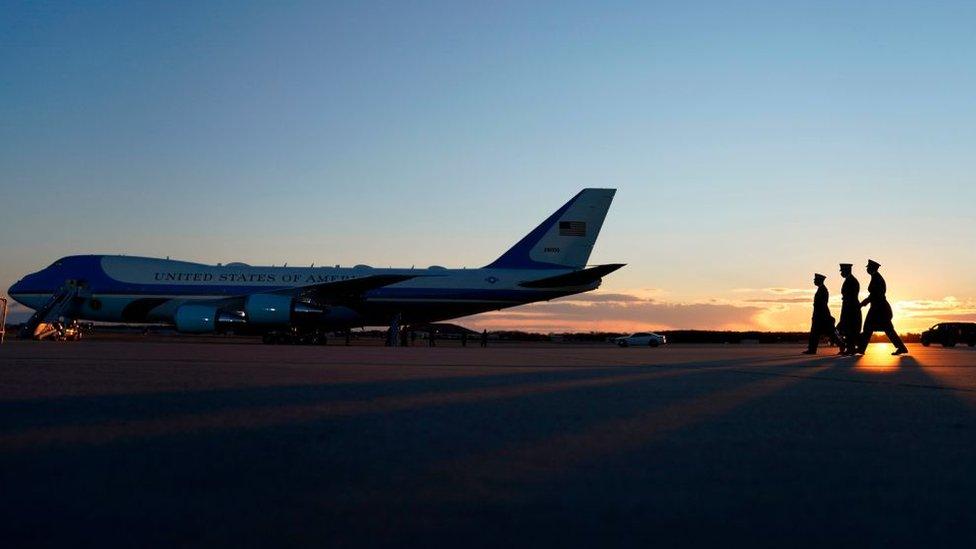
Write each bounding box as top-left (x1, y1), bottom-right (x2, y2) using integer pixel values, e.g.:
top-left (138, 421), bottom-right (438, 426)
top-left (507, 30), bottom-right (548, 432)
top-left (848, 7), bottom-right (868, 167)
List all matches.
top-left (20, 281), bottom-right (84, 340)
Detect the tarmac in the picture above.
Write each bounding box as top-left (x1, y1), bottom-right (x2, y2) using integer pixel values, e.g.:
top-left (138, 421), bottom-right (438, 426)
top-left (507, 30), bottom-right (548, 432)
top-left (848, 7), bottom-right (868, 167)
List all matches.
top-left (2, 339), bottom-right (976, 547)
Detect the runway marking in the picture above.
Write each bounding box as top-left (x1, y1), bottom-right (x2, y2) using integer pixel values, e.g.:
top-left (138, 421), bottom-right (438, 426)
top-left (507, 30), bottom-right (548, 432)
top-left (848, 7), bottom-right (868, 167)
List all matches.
top-left (1, 365), bottom-right (727, 453)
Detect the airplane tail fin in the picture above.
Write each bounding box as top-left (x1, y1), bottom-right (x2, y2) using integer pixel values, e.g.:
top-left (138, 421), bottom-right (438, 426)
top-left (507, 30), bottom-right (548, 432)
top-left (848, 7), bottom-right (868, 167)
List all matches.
top-left (485, 188), bottom-right (616, 270)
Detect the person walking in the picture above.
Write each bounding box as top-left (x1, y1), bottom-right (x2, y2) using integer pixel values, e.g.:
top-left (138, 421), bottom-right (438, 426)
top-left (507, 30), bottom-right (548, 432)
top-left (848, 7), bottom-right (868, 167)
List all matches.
top-left (858, 260), bottom-right (909, 355)
top-left (386, 314), bottom-right (401, 347)
top-left (837, 263), bottom-right (862, 355)
top-left (480, 329), bottom-right (488, 348)
top-left (803, 273), bottom-right (843, 355)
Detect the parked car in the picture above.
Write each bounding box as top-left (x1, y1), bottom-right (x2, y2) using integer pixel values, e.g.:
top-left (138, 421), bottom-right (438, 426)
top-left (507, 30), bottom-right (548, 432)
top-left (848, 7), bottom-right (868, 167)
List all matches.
top-left (920, 323), bottom-right (976, 348)
top-left (613, 332), bottom-right (667, 347)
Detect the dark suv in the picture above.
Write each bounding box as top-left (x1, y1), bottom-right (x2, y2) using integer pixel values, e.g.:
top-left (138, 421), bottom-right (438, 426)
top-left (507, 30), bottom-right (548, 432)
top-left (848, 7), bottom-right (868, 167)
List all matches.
top-left (920, 323), bottom-right (976, 347)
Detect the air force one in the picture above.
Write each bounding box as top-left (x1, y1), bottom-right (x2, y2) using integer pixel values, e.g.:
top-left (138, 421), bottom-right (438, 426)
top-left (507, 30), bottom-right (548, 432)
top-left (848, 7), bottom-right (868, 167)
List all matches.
top-left (9, 189), bottom-right (623, 342)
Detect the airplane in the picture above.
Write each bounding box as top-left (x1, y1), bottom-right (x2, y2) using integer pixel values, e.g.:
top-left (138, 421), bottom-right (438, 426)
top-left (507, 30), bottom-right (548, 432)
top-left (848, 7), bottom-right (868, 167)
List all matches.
top-left (8, 188), bottom-right (623, 343)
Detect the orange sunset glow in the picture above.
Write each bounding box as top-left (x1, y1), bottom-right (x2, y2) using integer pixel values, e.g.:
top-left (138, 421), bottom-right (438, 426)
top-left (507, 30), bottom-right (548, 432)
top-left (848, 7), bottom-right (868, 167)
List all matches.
top-left (464, 287), bottom-right (975, 334)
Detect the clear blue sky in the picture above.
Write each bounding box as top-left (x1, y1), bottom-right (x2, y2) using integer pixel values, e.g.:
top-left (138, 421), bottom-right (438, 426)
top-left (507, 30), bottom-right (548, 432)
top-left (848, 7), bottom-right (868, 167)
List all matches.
top-left (2, 1), bottom-right (975, 330)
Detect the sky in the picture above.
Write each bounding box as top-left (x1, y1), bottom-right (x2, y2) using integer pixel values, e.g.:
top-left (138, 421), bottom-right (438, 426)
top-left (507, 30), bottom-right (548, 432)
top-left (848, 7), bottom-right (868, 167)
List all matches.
top-left (2, 1), bottom-right (975, 332)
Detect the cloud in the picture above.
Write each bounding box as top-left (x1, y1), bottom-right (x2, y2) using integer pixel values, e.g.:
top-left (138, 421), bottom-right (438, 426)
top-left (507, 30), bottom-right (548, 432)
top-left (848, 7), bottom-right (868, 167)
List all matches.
top-left (2, 303), bottom-right (31, 323)
top-left (897, 296), bottom-right (969, 312)
top-left (733, 287), bottom-right (814, 295)
top-left (768, 287), bottom-right (813, 295)
top-left (556, 292), bottom-right (644, 303)
top-left (465, 291), bottom-right (765, 332)
top-left (895, 297), bottom-right (976, 324)
top-left (741, 297), bottom-right (812, 304)
top-left (4, 301), bottom-right (26, 311)
top-left (479, 290), bottom-right (976, 333)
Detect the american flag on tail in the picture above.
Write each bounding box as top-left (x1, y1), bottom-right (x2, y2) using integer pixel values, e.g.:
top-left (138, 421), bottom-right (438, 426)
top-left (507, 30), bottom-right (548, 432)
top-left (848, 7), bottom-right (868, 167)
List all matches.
top-left (559, 221), bottom-right (586, 237)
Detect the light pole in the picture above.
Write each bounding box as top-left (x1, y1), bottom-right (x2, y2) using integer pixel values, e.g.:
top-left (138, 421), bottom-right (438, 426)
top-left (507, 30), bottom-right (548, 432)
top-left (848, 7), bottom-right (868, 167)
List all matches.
top-left (0, 297), bottom-right (7, 345)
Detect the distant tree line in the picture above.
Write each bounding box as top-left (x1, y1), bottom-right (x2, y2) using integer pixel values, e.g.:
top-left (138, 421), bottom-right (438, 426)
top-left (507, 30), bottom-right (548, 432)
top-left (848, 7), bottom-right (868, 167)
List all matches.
top-left (499, 330), bottom-right (922, 344)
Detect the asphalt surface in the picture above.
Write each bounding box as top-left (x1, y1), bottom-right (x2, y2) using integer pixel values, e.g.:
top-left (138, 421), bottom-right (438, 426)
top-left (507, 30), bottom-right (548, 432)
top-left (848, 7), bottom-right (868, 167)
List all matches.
top-left (2, 340), bottom-right (976, 547)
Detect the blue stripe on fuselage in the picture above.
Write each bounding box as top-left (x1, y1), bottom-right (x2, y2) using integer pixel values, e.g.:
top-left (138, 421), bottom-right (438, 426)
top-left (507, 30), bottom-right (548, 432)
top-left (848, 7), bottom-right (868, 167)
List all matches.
top-left (8, 255), bottom-right (580, 305)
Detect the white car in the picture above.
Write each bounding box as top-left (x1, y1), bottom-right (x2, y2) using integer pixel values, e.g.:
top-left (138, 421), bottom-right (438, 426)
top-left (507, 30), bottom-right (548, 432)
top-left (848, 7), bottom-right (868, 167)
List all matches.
top-left (614, 332), bottom-right (667, 347)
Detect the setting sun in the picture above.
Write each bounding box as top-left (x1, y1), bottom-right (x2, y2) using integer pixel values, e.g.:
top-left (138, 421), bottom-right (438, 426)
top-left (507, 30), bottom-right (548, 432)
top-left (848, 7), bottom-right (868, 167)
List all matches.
top-left (855, 342), bottom-right (904, 371)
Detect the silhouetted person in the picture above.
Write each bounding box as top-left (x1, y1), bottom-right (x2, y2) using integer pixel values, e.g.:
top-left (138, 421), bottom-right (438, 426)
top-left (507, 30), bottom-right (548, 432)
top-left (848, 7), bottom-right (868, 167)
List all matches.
top-left (387, 313), bottom-right (402, 347)
top-left (461, 332), bottom-right (468, 347)
top-left (858, 259), bottom-right (908, 355)
top-left (803, 273), bottom-right (843, 355)
top-left (428, 329), bottom-right (436, 347)
top-left (837, 263), bottom-right (862, 355)
top-left (481, 329), bottom-right (488, 348)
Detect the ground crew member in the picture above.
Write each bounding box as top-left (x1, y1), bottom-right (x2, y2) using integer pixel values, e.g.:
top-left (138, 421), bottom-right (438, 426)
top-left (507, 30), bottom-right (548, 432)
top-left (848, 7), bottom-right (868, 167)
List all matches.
top-left (386, 313), bottom-right (401, 347)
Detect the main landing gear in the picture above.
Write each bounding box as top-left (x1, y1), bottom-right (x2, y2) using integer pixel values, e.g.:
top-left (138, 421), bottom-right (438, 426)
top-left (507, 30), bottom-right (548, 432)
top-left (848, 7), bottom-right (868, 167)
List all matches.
top-left (261, 328), bottom-right (328, 345)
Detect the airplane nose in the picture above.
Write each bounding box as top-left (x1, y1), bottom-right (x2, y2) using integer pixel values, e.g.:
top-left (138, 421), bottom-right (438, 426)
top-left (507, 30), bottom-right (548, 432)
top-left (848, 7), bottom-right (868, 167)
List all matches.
top-left (8, 277), bottom-right (30, 304)
top-left (8, 272), bottom-right (48, 308)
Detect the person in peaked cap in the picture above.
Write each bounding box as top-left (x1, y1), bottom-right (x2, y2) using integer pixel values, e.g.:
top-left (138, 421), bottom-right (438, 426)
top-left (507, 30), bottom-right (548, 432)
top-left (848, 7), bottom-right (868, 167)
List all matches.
top-left (836, 263), bottom-right (862, 356)
top-left (858, 259), bottom-right (909, 355)
top-left (803, 273), bottom-right (843, 355)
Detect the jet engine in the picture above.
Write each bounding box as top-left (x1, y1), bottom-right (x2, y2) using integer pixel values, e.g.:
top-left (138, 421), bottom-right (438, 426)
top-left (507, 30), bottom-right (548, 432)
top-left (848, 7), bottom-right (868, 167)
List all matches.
top-left (245, 294), bottom-right (319, 324)
top-left (244, 294), bottom-right (363, 328)
top-left (175, 296), bottom-right (362, 333)
top-left (174, 304), bottom-right (246, 333)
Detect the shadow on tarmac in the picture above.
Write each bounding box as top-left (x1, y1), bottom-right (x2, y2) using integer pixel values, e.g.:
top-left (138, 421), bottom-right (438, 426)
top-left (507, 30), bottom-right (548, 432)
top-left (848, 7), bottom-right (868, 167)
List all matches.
top-left (2, 348), bottom-right (976, 547)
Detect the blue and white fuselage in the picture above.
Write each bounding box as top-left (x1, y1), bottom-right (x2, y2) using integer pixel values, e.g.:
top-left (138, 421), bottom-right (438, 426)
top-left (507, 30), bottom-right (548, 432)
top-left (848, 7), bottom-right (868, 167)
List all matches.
top-left (9, 189), bottom-right (623, 333)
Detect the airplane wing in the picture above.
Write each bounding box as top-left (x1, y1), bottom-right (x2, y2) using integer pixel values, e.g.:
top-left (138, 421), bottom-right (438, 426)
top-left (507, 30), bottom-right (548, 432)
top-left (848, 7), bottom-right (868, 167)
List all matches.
top-left (189, 273), bottom-right (423, 311)
top-left (148, 273), bottom-right (425, 329)
top-left (265, 274), bottom-right (421, 302)
top-left (518, 264), bottom-right (626, 288)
